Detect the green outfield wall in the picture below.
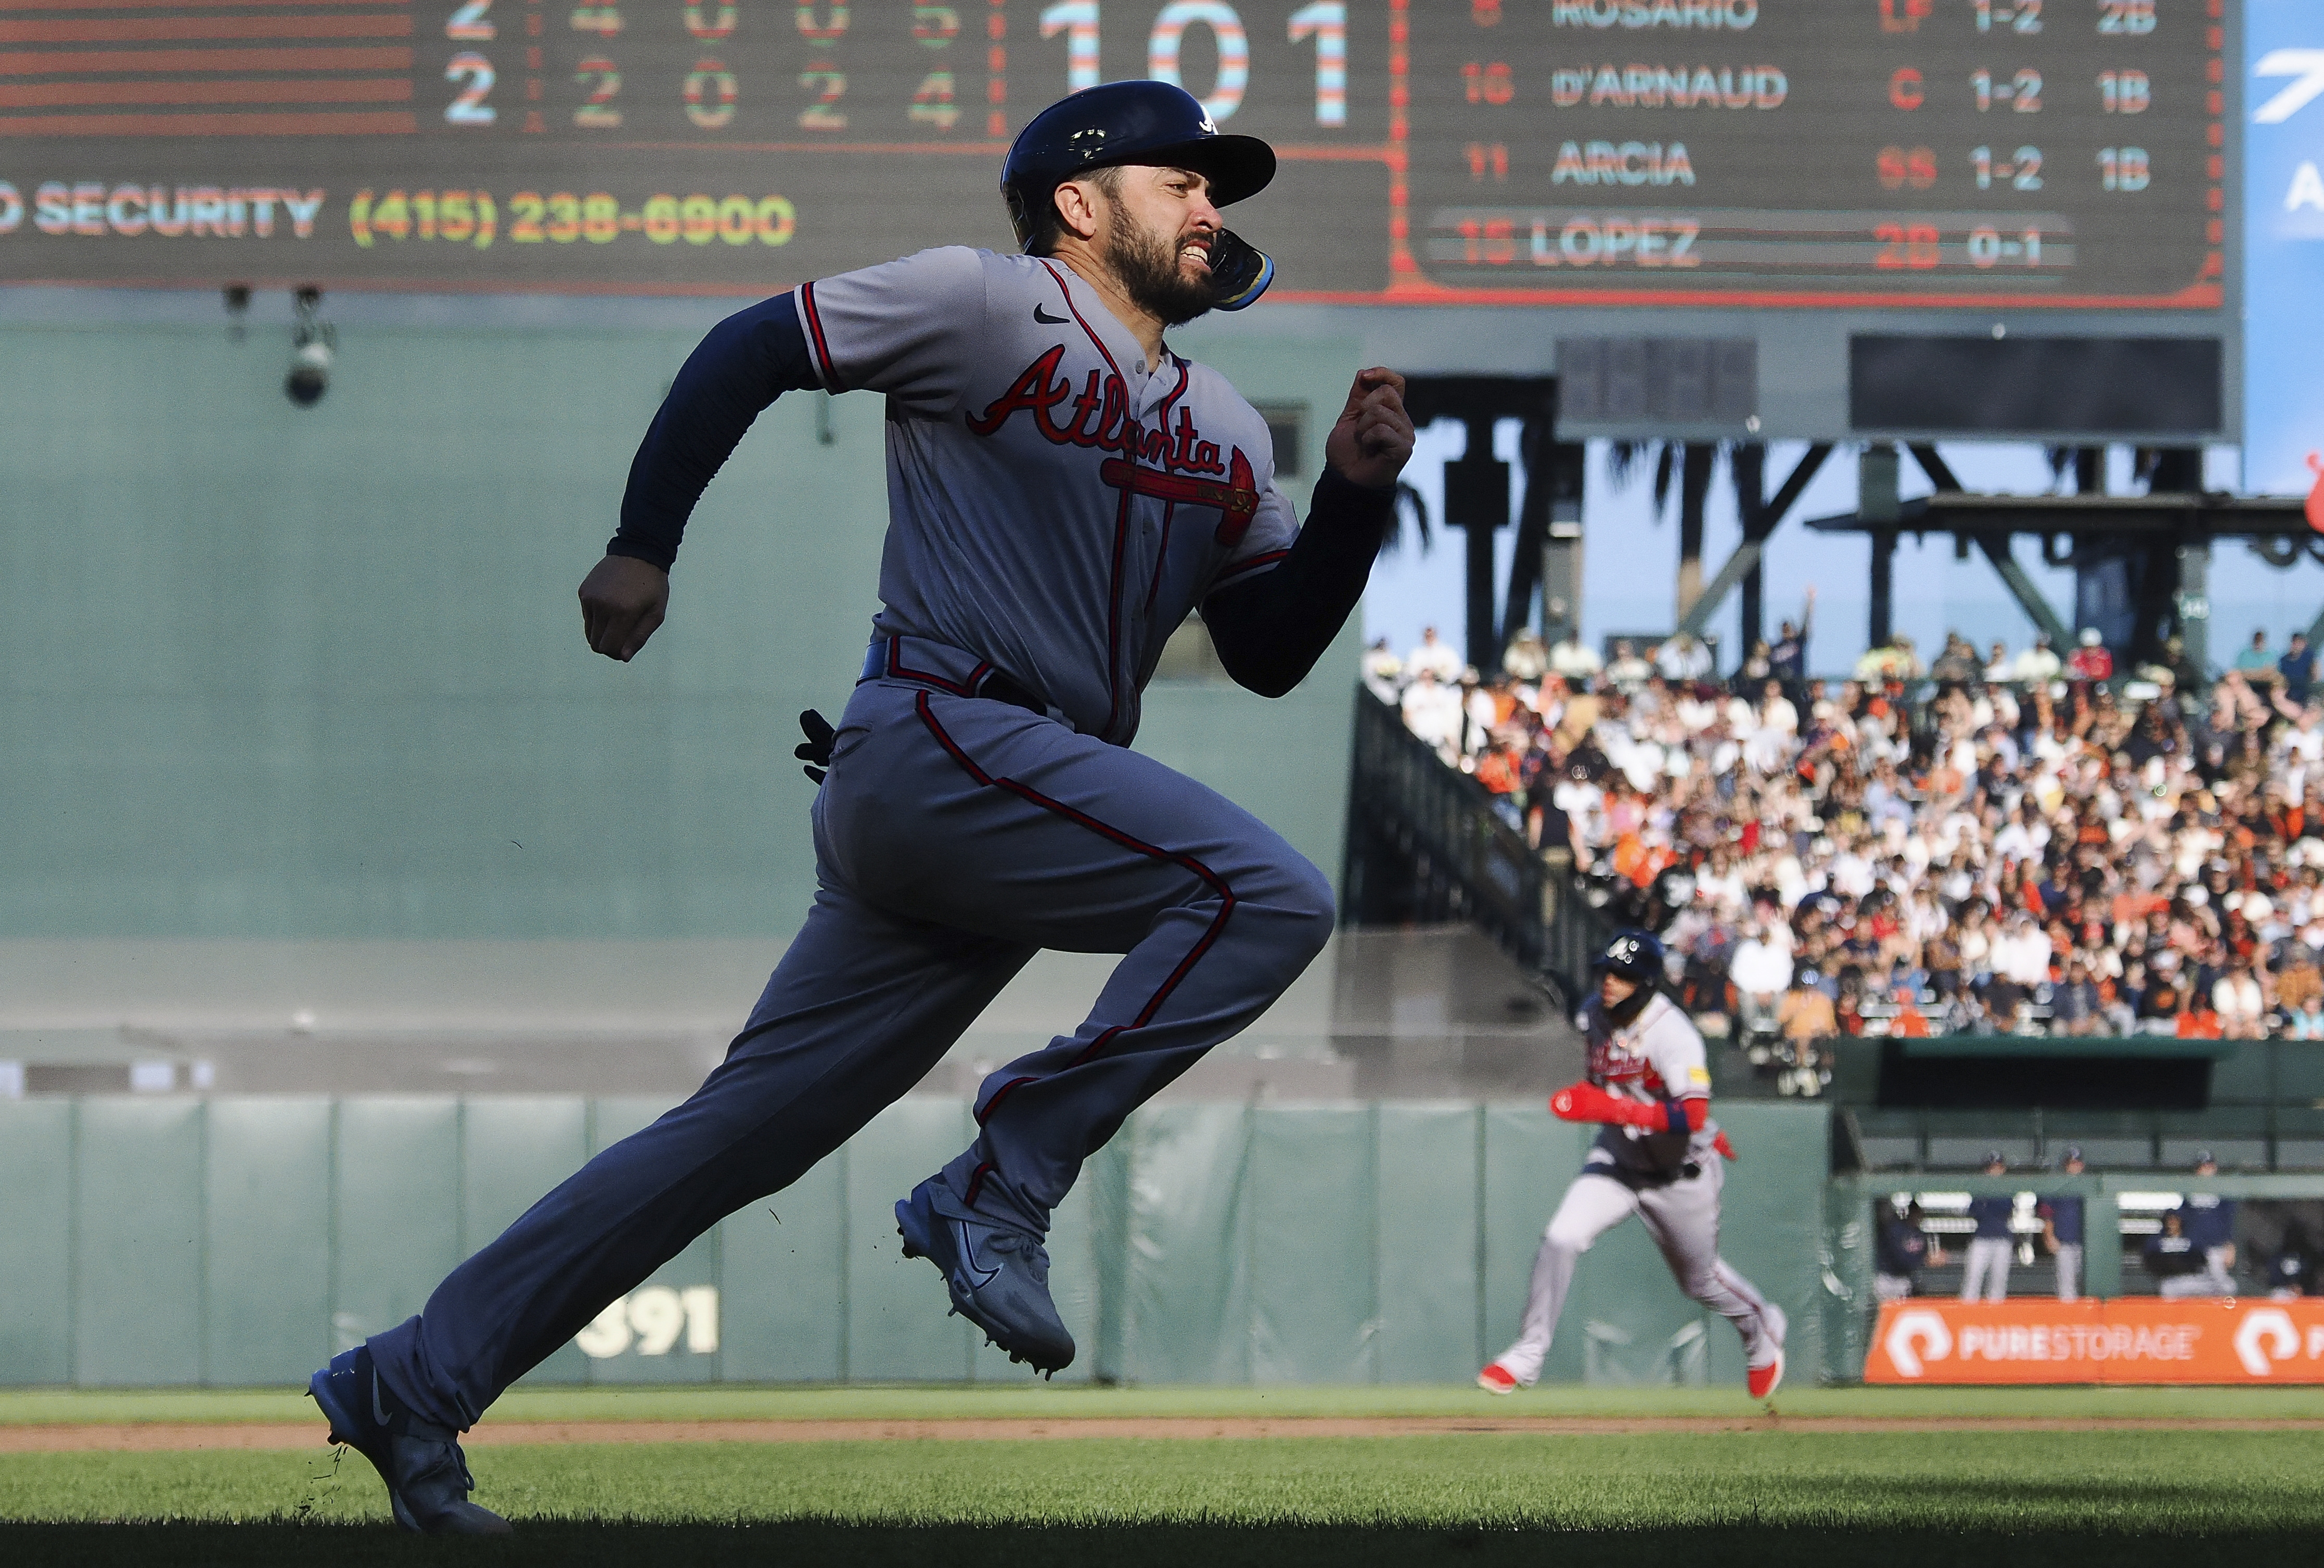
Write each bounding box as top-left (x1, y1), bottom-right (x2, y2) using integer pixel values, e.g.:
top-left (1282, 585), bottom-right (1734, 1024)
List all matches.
top-left (0, 314), bottom-right (1359, 941)
top-left (0, 1097), bottom-right (1827, 1390)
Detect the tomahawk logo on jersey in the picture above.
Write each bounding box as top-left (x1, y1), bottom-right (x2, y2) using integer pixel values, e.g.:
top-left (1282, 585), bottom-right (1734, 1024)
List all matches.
top-left (1587, 996), bottom-right (1713, 1106)
top-left (792, 244), bottom-right (1296, 747)
top-left (1582, 992), bottom-right (1718, 1181)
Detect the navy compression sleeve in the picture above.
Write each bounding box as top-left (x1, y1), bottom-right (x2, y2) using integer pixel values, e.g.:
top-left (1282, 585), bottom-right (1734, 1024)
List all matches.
top-left (606, 292), bottom-right (823, 571)
top-left (1200, 466), bottom-right (1395, 698)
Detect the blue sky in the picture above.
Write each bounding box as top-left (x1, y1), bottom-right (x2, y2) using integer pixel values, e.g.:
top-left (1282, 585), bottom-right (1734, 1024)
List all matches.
top-left (1359, 430), bottom-right (2312, 676)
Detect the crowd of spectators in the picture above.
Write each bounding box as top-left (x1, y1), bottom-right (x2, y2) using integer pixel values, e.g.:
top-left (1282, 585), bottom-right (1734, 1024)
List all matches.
top-left (1363, 609), bottom-right (2324, 1063)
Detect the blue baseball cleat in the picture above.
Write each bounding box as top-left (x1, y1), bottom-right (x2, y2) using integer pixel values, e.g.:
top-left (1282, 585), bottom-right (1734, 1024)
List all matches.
top-left (307, 1346), bottom-right (510, 1535)
top-left (895, 1178), bottom-right (1075, 1376)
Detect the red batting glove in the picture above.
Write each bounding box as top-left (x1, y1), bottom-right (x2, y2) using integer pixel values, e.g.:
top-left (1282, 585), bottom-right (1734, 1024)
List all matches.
top-left (1550, 1082), bottom-right (1660, 1129)
top-left (1714, 1130), bottom-right (1739, 1161)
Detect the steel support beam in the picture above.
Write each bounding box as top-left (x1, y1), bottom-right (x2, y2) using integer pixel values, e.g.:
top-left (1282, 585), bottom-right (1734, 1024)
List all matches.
top-left (1732, 443), bottom-right (1768, 654)
top-left (1908, 443), bottom-right (2078, 652)
top-left (2179, 538), bottom-right (2213, 676)
top-left (1977, 536), bottom-right (2077, 652)
top-left (1671, 443), bottom-right (1832, 642)
top-left (1869, 531), bottom-right (1896, 650)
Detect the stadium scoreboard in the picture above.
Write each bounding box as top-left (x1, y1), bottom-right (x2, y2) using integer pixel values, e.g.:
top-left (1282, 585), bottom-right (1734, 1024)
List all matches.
top-left (0, 0), bottom-right (2235, 311)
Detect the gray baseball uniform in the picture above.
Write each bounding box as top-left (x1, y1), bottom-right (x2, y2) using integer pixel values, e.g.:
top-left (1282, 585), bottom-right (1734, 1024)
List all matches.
top-left (1490, 993), bottom-right (1780, 1387)
top-left (364, 245), bottom-right (1390, 1427)
top-left (799, 246), bottom-right (1300, 745)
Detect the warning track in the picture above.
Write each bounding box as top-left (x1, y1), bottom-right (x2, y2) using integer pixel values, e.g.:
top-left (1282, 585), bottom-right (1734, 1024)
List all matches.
top-left (8, 1415), bottom-right (2324, 1452)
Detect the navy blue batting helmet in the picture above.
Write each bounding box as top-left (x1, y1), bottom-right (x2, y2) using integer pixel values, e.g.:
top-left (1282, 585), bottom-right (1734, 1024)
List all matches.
top-left (1595, 930), bottom-right (1666, 983)
top-left (1000, 81), bottom-right (1277, 308)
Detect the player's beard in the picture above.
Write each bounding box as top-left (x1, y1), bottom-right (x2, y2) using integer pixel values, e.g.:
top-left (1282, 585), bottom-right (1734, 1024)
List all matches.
top-left (1104, 207), bottom-right (1215, 327)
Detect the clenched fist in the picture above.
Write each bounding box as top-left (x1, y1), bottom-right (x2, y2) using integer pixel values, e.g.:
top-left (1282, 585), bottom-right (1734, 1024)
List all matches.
top-left (1325, 366), bottom-right (1415, 491)
top-left (578, 554), bottom-right (669, 662)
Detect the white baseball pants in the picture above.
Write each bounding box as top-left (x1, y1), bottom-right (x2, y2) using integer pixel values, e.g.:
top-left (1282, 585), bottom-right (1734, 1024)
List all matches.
top-left (1960, 1237), bottom-right (2013, 1302)
top-left (1490, 1163), bottom-right (1778, 1386)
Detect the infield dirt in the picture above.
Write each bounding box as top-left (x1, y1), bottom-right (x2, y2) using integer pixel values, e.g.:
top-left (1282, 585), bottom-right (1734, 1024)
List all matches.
top-left (8, 1411), bottom-right (2324, 1452)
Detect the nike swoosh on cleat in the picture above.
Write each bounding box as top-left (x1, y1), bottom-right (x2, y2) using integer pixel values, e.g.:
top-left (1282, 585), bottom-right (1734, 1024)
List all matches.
top-left (953, 1220), bottom-right (1000, 1289)
top-left (1033, 305), bottom-right (1069, 325)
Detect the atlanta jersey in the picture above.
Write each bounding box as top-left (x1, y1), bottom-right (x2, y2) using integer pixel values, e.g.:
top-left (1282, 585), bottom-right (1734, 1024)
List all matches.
top-left (1582, 991), bottom-right (1719, 1186)
top-left (793, 245), bottom-right (1298, 747)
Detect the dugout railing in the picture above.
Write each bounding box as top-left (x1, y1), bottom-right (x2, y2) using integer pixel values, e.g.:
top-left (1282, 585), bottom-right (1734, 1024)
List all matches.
top-left (1342, 687), bottom-right (1612, 1012)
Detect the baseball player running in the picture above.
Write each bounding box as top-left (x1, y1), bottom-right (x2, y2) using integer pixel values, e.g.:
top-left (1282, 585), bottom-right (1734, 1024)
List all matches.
top-left (1478, 931), bottom-right (1788, 1399)
top-left (305, 80), bottom-right (1415, 1534)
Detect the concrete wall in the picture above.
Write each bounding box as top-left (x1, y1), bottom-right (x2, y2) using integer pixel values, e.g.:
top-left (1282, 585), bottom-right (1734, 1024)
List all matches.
top-left (1, 304), bottom-right (1362, 941)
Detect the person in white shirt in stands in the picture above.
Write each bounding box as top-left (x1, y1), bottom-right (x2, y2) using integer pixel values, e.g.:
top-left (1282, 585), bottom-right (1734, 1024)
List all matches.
top-left (2011, 633), bottom-right (2062, 686)
top-left (1604, 640), bottom-right (1652, 692)
top-left (1459, 667), bottom-right (1496, 758)
top-left (1549, 631), bottom-right (1602, 687)
top-left (1406, 625), bottom-right (1462, 685)
top-left (1991, 803), bottom-right (2048, 867)
top-left (1400, 667), bottom-right (1462, 756)
top-left (1982, 640), bottom-right (2013, 686)
top-left (2213, 958), bottom-right (2266, 1039)
top-left (1828, 839), bottom-right (1877, 901)
top-left (2281, 705), bottom-right (2324, 796)
top-left (1693, 846), bottom-right (1748, 920)
top-left (1728, 920), bottom-right (1794, 1039)
top-left (1360, 637), bottom-right (1403, 704)
top-left (1503, 627), bottom-right (1549, 683)
top-left (1991, 911), bottom-right (2055, 991)
top-left (1654, 633), bottom-right (1713, 683)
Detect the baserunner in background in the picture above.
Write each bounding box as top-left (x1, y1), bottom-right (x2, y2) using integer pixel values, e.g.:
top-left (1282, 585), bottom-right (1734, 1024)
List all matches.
top-left (1479, 930), bottom-right (1788, 1401)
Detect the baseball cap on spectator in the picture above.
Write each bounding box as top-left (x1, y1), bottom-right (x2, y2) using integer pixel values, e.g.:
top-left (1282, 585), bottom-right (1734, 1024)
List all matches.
top-left (1982, 1149), bottom-right (2006, 1169)
top-left (2193, 1150), bottom-right (2216, 1171)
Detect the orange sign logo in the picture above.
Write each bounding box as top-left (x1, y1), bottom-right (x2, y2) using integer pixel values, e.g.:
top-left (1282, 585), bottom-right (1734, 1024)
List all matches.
top-left (1865, 1299), bottom-right (2324, 1384)
top-left (2307, 451), bottom-right (2324, 533)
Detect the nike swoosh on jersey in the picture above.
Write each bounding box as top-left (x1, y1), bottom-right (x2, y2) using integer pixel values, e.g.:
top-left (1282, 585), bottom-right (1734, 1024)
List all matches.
top-left (1033, 304), bottom-right (1070, 325)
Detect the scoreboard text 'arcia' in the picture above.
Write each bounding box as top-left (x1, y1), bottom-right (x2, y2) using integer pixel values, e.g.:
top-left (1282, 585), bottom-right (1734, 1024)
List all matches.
top-left (0, 0), bottom-right (2230, 308)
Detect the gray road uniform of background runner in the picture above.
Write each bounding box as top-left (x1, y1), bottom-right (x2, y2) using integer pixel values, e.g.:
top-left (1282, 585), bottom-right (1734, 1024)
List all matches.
top-left (366, 243), bottom-right (1392, 1428)
top-left (1490, 992), bottom-right (1780, 1387)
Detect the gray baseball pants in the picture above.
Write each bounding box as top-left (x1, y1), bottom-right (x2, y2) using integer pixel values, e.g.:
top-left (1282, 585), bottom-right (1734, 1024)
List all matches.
top-left (1960, 1237), bottom-right (2013, 1302)
top-left (368, 663), bottom-right (1334, 1430)
top-left (1490, 1162), bottom-right (1779, 1386)
top-left (2053, 1243), bottom-right (2083, 1302)
top-left (2159, 1247), bottom-right (2237, 1298)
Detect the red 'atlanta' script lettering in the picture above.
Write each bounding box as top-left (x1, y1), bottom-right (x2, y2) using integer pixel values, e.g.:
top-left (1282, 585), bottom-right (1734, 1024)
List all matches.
top-left (968, 347), bottom-right (1232, 478)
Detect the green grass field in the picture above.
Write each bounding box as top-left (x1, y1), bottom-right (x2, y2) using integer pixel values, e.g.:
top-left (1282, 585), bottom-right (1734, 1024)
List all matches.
top-left (7, 1386), bottom-right (2324, 1566)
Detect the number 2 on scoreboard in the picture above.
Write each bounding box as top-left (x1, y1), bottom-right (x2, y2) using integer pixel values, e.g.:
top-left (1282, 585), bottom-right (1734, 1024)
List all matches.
top-left (446, 0), bottom-right (495, 40)
top-left (445, 52), bottom-right (495, 124)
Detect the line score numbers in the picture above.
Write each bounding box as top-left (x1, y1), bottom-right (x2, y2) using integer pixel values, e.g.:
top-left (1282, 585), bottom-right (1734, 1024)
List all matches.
top-left (433, 2), bottom-right (1352, 135)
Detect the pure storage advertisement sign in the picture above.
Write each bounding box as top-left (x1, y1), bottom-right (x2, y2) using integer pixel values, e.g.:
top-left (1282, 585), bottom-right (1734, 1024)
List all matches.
top-left (1866, 1300), bottom-right (2324, 1386)
top-left (2249, 0), bottom-right (2324, 498)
